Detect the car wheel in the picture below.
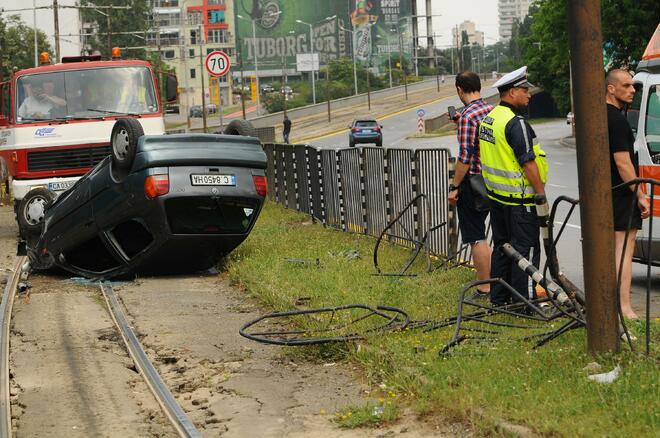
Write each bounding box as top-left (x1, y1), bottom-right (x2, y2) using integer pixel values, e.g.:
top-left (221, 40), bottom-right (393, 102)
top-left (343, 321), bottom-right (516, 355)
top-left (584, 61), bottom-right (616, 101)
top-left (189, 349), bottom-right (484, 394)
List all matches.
top-left (349, 139), bottom-right (355, 147)
top-left (376, 140), bottom-right (383, 147)
top-left (111, 118), bottom-right (143, 172)
top-left (18, 188), bottom-right (56, 237)
top-left (224, 119), bottom-right (258, 138)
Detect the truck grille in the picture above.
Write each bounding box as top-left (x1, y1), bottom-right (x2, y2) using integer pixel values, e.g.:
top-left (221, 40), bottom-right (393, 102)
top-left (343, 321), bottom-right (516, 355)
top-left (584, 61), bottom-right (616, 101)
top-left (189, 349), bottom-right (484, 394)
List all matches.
top-left (27, 146), bottom-right (111, 172)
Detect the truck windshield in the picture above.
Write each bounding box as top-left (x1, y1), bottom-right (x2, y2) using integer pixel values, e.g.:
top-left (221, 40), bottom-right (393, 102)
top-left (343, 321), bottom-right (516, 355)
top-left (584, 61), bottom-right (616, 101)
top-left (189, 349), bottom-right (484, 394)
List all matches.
top-left (15, 67), bottom-right (158, 123)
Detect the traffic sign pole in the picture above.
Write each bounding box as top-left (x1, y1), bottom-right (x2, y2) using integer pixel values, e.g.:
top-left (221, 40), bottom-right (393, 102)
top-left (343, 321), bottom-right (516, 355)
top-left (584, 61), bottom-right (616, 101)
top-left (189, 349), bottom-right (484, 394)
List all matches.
top-left (205, 51), bottom-right (232, 131)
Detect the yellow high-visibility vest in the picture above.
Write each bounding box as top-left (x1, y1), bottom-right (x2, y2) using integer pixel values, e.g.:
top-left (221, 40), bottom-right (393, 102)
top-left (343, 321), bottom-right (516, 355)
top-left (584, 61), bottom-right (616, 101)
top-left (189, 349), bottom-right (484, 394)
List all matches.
top-left (478, 105), bottom-right (548, 206)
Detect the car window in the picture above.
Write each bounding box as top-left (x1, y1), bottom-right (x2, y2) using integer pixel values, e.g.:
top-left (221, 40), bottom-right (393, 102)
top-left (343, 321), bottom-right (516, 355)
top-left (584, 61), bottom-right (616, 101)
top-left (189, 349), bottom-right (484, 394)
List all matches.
top-left (15, 67), bottom-right (158, 123)
top-left (645, 84), bottom-right (660, 156)
top-left (0, 82), bottom-right (9, 119)
top-left (628, 82), bottom-right (643, 137)
top-left (355, 121), bottom-right (377, 127)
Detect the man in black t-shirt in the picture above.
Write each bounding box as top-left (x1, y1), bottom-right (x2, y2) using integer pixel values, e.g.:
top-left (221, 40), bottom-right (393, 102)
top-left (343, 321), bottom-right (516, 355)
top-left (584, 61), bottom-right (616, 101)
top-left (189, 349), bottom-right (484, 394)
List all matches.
top-left (606, 69), bottom-right (650, 319)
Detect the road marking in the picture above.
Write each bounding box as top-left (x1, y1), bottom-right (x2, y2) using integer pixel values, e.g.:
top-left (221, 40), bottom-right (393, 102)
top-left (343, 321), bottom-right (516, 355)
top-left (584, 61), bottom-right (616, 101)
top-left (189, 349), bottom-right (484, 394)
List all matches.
top-left (299, 93), bottom-right (458, 143)
top-left (547, 183), bottom-right (567, 188)
top-left (553, 162), bottom-right (564, 165)
top-left (555, 221), bottom-right (581, 230)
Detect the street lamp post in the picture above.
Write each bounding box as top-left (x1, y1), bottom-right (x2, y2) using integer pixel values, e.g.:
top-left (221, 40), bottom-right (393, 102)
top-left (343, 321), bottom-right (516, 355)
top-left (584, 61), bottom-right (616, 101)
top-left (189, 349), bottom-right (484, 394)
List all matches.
top-left (339, 25), bottom-right (359, 95)
top-left (238, 12), bottom-right (281, 116)
top-left (376, 34), bottom-right (393, 88)
top-left (296, 16), bottom-right (335, 106)
top-left (296, 19), bottom-right (316, 104)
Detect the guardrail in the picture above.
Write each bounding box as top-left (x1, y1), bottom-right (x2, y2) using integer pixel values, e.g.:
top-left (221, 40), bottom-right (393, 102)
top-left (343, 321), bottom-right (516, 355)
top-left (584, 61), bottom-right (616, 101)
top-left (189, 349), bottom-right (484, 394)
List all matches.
top-left (262, 143), bottom-right (463, 259)
top-left (243, 77), bottom-right (454, 129)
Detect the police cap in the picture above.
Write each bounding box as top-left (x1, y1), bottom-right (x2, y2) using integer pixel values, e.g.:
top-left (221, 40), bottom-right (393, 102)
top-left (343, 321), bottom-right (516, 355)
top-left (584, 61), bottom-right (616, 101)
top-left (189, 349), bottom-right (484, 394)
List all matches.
top-left (493, 66), bottom-right (534, 92)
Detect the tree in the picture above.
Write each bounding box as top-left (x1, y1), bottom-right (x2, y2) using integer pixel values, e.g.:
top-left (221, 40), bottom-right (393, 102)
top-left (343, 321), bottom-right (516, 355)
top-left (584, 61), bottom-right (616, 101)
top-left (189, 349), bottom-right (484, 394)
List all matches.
top-left (0, 14), bottom-right (52, 80)
top-left (513, 0), bottom-right (659, 114)
top-left (601, 0), bottom-right (659, 68)
top-left (79, 0), bottom-right (151, 59)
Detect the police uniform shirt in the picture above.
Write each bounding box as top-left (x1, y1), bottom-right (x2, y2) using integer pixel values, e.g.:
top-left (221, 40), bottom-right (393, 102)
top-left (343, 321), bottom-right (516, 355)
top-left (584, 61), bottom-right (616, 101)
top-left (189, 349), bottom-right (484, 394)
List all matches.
top-left (498, 101), bottom-right (538, 166)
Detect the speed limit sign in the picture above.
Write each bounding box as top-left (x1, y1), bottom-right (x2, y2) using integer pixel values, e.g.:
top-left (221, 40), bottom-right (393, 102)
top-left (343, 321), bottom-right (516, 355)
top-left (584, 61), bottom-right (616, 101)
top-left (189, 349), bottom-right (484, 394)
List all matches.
top-left (205, 51), bottom-right (231, 77)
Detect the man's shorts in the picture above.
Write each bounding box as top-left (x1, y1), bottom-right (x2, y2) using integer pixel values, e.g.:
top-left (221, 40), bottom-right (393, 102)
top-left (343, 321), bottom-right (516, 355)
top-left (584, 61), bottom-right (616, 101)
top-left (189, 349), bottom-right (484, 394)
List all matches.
top-left (457, 177), bottom-right (489, 244)
top-left (612, 188), bottom-right (642, 231)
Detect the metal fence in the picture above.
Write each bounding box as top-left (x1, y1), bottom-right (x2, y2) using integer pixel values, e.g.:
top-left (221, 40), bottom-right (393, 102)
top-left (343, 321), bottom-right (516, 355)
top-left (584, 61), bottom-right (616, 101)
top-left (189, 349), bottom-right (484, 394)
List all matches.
top-left (263, 144), bottom-right (462, 258)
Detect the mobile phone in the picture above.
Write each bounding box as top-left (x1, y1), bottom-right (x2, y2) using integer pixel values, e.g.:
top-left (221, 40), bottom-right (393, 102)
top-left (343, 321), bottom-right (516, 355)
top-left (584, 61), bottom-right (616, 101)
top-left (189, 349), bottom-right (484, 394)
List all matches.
top-left (448, 106), bottom-right (457, 120)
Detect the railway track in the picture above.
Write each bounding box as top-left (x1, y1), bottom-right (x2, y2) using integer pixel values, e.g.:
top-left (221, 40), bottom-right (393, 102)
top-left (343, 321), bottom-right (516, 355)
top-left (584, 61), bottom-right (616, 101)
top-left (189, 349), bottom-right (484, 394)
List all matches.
top-left (0, 258), bottom-right (201, 437)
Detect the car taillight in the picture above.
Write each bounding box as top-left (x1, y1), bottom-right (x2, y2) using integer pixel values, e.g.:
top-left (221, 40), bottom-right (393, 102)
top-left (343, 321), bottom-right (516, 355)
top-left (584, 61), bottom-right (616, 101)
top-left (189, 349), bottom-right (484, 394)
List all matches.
top-left (144, 174), bottom-right (169, 199)
top-left (351, 128), bottom-right (359, 132)
top-left (253, 175), bottom-right (267, 197)
top-left (374, 127), bottom-right (381, 132)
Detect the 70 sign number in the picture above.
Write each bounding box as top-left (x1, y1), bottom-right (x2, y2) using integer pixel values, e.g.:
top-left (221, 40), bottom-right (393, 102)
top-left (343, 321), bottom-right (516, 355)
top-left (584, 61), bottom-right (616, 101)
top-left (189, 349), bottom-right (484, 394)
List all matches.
top-left (205, 51), bottom-right (231, 77)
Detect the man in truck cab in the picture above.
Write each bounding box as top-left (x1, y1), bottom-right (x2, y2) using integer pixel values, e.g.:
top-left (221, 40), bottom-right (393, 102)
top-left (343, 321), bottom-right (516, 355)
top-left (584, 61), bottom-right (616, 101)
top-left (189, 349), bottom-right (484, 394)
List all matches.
top-left (17, 76), bottom-right (66, 120)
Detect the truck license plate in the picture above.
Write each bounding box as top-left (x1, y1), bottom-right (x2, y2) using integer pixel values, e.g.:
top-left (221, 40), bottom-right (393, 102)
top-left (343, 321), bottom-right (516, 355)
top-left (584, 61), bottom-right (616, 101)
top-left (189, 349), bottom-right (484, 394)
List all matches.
top-left (190, 174), bottom-right (236, 186)
top-left (48, 181), bottom-right (75, 191)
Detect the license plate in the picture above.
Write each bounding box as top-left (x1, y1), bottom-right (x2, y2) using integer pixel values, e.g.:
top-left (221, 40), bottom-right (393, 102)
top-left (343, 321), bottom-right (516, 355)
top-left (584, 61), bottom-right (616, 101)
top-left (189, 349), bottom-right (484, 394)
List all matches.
top-left (190, 174), bottom-right (236, 186)
top-left (48, 181), bottom-right (75, 191)
top-left (362, 129), bottom-right (371, 133)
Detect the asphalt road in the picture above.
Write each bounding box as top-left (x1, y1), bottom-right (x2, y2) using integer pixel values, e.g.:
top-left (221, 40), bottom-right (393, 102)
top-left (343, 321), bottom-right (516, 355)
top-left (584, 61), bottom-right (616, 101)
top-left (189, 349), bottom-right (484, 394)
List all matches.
top-left (308, 118), bottom-right (659, 315)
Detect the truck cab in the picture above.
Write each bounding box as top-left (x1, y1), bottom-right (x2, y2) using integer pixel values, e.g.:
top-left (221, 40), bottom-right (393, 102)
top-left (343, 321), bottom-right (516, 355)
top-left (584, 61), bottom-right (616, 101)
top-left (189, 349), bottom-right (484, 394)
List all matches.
top-left (628, 24), bottom-right (660, 265)
top-left (0, 50), bottom-right (177, 235)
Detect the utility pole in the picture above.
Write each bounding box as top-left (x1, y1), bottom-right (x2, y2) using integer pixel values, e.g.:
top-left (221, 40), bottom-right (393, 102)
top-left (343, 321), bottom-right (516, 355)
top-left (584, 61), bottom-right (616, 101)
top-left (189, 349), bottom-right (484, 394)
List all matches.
top-left (326, 65), bottom-right (331, 122)
top-left (567, 0), bottom-right (619, 354)
top-left (397, 31), bottom-right (407, 100)
top-left (281, 52), bottom-right (287, 116)
top-left (366, 57), bottom-right (371, 111)
top-left (53, 0), bottom-right (60, 62)
top-left (107, 12), bottom-right (112, 55)
top-left (33, 0), bottom-right (38, 66)
top-left (240, 38), bottom-right (246, 119)
top-left (198, 25), bottom-right (207, 132)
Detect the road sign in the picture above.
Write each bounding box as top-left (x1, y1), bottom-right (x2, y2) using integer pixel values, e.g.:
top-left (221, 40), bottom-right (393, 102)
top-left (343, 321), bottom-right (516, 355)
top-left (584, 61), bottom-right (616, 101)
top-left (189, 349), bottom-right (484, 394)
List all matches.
top-left (417, 118), bottom-right (425, 134)
top-left (296, 53), bottom-right (320, 72)
top-left (205, 51), bottom-right (231, 77)
top-left (416, 108), bottom-right (426, 118)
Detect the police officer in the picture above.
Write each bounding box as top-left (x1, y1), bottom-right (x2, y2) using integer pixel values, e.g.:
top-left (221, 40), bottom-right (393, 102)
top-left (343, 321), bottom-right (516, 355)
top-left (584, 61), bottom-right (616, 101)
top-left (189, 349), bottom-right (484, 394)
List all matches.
top-left (478, 66), bottom-right (549, 306)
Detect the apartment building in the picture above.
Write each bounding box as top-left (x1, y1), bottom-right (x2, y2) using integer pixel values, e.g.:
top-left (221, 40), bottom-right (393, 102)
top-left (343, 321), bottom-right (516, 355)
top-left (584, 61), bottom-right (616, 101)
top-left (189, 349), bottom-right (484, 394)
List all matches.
top-left (148, 0), bottom-right (236, 115)
top-left (498, 0), bottom-right (533, 41)
top-left (452, 20), bottom-right (485, 47)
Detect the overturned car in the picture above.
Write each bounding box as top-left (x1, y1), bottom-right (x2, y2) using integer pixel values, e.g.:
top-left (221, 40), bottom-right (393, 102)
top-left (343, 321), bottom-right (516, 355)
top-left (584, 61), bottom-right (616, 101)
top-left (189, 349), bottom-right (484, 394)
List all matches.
top-left (22, 118), bottom-right (267, 279)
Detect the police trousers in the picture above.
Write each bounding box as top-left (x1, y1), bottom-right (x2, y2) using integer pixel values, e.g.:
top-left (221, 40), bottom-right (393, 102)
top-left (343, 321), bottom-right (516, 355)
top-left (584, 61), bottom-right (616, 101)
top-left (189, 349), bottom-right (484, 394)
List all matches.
top-left (489, 200), bottom-right (541, 305)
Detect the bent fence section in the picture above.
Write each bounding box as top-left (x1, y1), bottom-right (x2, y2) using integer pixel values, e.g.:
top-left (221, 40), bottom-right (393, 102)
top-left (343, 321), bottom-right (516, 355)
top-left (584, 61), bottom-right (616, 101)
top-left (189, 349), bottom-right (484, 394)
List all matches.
top-left (262, 144), bottom-right (463, 259)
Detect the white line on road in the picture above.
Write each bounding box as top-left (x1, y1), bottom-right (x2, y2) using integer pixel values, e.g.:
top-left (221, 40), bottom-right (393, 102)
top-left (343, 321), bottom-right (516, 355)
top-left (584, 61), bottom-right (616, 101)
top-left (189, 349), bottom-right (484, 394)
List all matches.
top-left (555, 221), bottom-right (581, 230)
top-left (547, 183), bottom-right (568, 188)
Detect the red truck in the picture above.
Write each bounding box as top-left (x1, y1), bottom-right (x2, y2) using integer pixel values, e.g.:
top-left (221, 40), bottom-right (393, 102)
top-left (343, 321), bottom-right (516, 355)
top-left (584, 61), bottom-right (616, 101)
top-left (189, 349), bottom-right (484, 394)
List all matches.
top-left (0, 49), bottom-right (177, 235)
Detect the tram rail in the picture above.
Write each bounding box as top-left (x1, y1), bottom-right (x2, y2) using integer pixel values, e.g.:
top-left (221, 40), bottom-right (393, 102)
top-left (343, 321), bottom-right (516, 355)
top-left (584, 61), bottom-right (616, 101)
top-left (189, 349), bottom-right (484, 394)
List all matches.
top-left (0, 259), bottom-right (201, 437)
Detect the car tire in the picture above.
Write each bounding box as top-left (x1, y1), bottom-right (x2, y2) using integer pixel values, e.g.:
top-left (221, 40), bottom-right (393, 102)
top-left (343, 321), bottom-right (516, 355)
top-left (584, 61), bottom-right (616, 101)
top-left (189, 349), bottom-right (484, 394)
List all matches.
top-left (111, 118), bottom-right (143, 174)
top-left (349, 140), bottom-right (355, 147)
top-left (17, 188), bottom-right (56, 237)
top-left (376, 139), bottom-right (383, 147)
top-left (224, 119), bottom-right (258, 138)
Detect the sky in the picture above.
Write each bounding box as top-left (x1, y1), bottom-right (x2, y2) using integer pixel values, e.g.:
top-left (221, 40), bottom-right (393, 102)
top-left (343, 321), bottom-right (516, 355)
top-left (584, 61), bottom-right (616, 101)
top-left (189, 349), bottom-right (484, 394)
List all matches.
top-left (0, 0), bottom-right (81, 60)
top-left (426, 0), bottom-right (500, 47)
top-left (0, 0), bottom-right (501, 59)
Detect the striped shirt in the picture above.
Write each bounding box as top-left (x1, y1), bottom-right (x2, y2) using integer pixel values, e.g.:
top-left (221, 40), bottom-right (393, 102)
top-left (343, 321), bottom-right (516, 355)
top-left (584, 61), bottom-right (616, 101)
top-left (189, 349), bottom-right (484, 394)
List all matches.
top-left (457, 98), bottom-right (493, 175)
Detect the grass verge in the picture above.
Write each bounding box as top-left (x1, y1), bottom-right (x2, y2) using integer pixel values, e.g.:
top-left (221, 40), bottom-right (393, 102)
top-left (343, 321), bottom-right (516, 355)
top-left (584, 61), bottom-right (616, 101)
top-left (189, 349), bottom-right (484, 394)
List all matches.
top-left (226, 202), bottom-right (659, 437)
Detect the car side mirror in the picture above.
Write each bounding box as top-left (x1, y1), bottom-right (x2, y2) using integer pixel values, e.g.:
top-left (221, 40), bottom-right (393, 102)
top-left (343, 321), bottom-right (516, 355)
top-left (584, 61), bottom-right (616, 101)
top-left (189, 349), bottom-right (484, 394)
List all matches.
top-left (165, 73), bottom-right (178, 103)
top-left (0, 116), bottom-right (8, 128)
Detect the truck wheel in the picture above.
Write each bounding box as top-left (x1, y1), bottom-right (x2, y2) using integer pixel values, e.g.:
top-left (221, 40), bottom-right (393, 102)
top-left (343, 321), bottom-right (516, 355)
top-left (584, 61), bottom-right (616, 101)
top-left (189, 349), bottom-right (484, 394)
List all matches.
top-left (18, 188), bottom-right (55, 237)
top-left (111, 118), bottom-right (143, 172)
top-left (223, 119), bottom-right (258, 138)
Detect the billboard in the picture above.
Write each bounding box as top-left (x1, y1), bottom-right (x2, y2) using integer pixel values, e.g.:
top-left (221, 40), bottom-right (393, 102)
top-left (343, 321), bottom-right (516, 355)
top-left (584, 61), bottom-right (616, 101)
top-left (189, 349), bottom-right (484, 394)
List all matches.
top-left (234, 0), bottom-right (413, 75)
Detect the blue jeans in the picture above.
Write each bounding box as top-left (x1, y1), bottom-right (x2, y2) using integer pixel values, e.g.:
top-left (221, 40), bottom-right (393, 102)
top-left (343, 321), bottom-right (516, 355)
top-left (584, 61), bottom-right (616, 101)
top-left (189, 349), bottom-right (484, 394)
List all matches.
top-left (283, 133), bottom-right (290, 143)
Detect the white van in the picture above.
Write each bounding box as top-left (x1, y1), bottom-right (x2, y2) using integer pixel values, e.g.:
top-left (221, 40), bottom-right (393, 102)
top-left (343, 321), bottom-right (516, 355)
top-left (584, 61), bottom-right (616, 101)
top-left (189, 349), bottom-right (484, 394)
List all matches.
top-left (628, 24), bottom-right (660, 266)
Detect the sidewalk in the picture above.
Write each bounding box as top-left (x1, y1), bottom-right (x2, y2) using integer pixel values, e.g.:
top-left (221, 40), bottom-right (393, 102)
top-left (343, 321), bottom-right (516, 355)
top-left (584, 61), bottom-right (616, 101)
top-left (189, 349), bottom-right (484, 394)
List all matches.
top-left (559, 136), bottom-right (576, 148)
